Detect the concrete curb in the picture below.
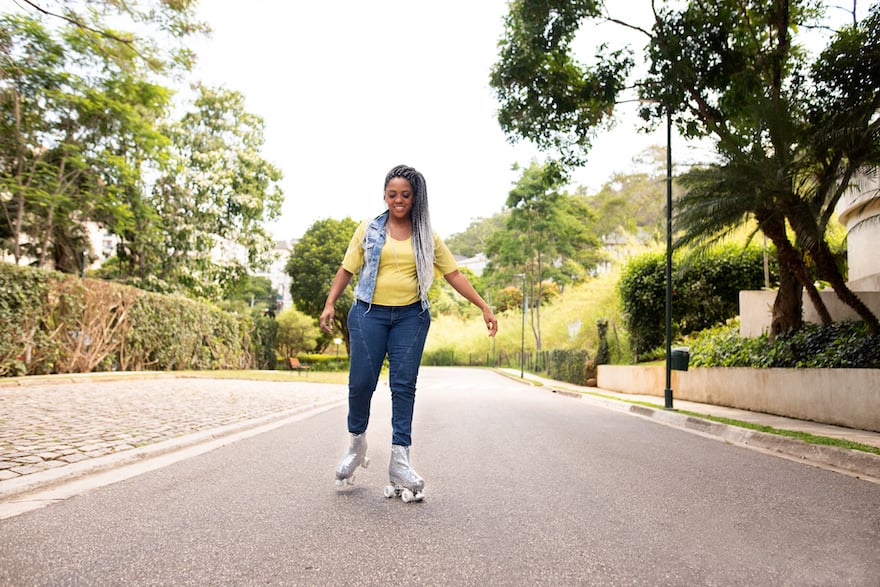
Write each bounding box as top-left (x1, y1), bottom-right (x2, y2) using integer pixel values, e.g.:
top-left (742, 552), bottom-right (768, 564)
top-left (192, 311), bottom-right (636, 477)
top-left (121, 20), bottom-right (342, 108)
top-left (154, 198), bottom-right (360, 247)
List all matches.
top-left (498, 370), bottom-right (880, 484)
top-left (0, 398), bottom-right (347, 506)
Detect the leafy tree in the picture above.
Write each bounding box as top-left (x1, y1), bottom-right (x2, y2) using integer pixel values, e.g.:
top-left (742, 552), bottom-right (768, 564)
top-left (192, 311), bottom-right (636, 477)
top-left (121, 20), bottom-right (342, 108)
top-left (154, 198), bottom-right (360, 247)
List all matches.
top-left (129, 84), bottom-right (284, 300)
top-left (275, 307), bottom-right (319, 360)
top-left (220, 275), bottom-right (277, 316)
top-left (286, 217), bottom-right (359, 350)
top-left (428, 266), bottom-right (486, 319)
top-left (252, 313), bottom-right (278, 370)
top-left (0, 1), bottom-right (206, 272)
top-left (490, 0), bottom-right (880, 336)
top-left (444, 213), bottom-right (507, 258)
top-left (486, 161), bottom-right (598, 351)
top-left (581, 147), bottom-right (669, 241)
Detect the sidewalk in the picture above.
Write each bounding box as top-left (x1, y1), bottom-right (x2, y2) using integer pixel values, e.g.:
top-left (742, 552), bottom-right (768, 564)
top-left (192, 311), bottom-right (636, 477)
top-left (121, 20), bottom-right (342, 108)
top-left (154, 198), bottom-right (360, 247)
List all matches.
top-left (0, 374), bottom-right (347, 509)
top-left (498, 368), bottom-right (880, 483)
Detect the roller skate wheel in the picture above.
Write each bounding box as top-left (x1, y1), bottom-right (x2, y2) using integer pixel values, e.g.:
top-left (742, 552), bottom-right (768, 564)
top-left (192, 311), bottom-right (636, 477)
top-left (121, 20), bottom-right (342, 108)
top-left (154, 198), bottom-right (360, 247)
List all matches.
top-left (384, 485), bottom-right (396, 498)
top-left (400, 489), bottom-right (414, 503)
top-left (336, 475), bottom-right (355, 487)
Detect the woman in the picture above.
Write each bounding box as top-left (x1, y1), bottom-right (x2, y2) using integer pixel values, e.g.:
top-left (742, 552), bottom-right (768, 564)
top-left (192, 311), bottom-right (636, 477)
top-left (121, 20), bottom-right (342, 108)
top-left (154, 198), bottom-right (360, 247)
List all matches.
top-left (320, 164), bottom-right (498, 502)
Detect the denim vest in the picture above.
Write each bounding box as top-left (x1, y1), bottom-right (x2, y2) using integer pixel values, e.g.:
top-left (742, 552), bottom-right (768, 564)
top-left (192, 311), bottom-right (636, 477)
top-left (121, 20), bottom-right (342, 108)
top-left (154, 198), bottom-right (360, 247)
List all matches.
top-left (353, 211), bottom-right (388, 306)
top-left (353, 210), bottom-right (430, 310)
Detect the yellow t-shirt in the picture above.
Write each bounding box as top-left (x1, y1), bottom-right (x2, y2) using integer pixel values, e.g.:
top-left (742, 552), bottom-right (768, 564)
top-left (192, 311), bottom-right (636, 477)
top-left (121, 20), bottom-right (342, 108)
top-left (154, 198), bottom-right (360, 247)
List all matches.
top-left (342, 221), bottom-right (459, 306)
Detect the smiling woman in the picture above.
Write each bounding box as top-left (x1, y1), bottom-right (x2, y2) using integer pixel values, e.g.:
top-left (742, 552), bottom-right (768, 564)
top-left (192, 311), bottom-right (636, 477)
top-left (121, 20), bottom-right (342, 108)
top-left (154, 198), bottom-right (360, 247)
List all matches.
top-left (318, 164), bottom-right (498, 502)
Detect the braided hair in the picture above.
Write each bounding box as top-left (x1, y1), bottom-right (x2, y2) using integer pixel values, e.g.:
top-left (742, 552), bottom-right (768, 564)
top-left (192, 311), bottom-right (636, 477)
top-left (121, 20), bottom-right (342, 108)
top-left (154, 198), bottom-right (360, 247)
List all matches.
top-left (384, 164), bottom-right (435, 304)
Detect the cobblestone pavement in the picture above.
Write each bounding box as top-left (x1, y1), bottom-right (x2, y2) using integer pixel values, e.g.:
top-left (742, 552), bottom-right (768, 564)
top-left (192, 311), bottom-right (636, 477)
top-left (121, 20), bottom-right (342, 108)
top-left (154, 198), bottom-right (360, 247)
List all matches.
top-left (0, 376), bottom-right (346, 483)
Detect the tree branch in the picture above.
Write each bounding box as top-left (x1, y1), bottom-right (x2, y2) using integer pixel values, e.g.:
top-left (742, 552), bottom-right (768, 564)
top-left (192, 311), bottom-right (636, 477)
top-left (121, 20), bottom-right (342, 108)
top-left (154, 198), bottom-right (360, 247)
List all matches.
top-left (16, 0), bottom-right (134, 46)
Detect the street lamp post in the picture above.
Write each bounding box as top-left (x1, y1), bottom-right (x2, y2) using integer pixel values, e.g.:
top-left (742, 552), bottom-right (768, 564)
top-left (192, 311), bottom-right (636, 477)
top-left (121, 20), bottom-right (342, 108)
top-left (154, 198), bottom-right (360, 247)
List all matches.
top-left (515, 273), bottom-right (526, 378)
top-left (333, 337), bottom-right (342, 359)
top-left (664, 109), bottom-right (674, 410)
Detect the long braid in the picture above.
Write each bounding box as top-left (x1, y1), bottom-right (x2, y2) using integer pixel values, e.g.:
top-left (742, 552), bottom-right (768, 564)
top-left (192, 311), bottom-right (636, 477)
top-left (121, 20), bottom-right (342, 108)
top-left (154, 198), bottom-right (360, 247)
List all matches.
top-left (384, 164), bottom-right (434, 304)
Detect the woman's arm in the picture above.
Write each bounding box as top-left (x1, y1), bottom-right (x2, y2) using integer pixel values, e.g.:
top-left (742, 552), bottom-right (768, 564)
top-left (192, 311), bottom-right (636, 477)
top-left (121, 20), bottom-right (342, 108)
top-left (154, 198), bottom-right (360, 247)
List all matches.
top-left (444, 269), bottom-right (498, 337)
top-left (320, 266), bottom-right (353, 333)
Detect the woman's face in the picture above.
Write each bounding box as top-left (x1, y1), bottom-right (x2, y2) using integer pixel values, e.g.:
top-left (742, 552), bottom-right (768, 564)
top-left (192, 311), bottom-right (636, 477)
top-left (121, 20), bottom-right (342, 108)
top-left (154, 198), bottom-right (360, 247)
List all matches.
top-left (384, 177), bottom-right (414, 221)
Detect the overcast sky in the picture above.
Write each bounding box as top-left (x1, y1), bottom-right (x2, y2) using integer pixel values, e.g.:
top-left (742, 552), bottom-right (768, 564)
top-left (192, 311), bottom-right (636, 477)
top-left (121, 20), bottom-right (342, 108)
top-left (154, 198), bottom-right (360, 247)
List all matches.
top-left (187, 1), bottom-right (698, 241)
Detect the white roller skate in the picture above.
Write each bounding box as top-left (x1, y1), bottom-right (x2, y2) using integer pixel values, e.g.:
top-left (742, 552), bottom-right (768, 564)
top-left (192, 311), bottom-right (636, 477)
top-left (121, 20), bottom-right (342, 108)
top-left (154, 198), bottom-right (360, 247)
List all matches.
top-left (335, 433), bottom-right (369, 487)
top-left (384, 444), bottom-right (425, 503)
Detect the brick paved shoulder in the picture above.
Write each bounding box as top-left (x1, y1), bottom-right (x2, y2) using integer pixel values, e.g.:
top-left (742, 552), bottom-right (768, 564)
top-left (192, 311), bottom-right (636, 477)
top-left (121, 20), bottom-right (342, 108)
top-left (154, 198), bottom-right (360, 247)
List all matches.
top-left (0, 378), bottom-right (346, 483)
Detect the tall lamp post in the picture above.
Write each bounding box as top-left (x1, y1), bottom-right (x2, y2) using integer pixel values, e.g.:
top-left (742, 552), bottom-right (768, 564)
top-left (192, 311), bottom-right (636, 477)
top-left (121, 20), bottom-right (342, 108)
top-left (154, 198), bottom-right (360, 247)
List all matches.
top-left (333, 337), bottom-right (342, 359)
top-left (515, 273), bottom-right (526, 378)
top-left (663, 109), bottom-right (674, 410)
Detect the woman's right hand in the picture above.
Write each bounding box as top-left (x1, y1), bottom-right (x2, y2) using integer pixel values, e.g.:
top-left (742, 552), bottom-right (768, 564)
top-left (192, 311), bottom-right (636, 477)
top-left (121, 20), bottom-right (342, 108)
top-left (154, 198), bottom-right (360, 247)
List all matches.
top-left (319, 306), bottom-right (335, 333)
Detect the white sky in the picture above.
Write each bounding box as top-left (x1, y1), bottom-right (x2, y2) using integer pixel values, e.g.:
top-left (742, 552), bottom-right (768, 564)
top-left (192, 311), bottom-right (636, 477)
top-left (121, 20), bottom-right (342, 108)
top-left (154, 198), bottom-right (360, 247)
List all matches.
top-left (186, 1), bottom-right (697, 241)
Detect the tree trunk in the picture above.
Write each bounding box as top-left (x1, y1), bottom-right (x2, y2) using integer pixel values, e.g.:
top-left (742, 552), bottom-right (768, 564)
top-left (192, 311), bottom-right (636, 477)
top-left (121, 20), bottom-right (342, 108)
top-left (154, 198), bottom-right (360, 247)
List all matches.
top-left (811, 239), bottom-right (880, 333)
top-left (758, 214), bottom-right (806, 336)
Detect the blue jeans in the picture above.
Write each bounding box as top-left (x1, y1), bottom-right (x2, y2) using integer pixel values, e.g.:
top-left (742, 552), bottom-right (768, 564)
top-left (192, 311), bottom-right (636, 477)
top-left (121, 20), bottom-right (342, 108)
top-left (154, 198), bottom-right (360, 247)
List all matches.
top-left (346, 300), bottom-right (431, 446)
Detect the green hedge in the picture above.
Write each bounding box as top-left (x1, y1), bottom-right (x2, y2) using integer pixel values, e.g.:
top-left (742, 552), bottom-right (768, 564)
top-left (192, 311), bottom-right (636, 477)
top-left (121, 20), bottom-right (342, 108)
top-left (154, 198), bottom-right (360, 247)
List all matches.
top-left (688, 321), bottom-right (880, 368)
top-left (546, 349), bottom-right (588, 386)
top-left (0, 263), bottom-right (252, 376)
top-left (618, 245), bottom-right (771, 358)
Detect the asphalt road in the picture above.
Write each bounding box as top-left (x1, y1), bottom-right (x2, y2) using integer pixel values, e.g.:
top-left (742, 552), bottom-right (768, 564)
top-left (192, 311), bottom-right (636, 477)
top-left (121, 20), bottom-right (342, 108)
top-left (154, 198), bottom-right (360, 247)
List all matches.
top-left (1, 368), bottom-right (878, 586)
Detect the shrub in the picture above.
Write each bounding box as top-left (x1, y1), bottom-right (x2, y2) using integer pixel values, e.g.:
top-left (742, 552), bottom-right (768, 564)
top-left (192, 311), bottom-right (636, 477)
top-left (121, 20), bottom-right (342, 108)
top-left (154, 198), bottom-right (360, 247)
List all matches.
top-left (546, 349), bottom-right (588, 385)
top-left (688, 320), bottom-right (880, 368)
top-left (0, 263), bottom-right (252, 375)
top-left (618, 245), bottom-right (770, 358)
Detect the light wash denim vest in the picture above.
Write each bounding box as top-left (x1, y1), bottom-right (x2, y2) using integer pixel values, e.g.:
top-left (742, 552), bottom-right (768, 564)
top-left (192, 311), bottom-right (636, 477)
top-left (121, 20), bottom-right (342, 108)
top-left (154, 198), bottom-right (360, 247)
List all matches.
top-left (353, 210), bottom-right (430, 310)
top-left (353, 211), bottom-right (388, 306)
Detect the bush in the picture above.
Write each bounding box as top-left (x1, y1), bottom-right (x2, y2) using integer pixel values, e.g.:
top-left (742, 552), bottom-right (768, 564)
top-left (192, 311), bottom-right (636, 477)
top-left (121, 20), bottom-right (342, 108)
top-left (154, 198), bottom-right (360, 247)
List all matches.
top-left (618, 245), bottom-right (771, 358)
top-left (688, 320), bottom-right (880, 368)
top-left (0, 263), bottom-right (252, 375)
top-left (546, 349), bottom-right (588, 385)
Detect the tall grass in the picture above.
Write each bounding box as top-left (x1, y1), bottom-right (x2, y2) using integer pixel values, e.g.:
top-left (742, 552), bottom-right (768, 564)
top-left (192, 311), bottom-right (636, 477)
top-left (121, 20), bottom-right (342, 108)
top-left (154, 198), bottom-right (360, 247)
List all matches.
top-left (425, 271), bottom-right (632, 364)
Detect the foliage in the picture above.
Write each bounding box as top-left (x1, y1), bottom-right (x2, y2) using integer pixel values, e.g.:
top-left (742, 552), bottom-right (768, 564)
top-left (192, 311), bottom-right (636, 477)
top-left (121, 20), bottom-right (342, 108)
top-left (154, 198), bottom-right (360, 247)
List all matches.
top-left (286, 217), bottom-right (359, 349)
top-left (133, 84), bottom-right (284, 299)
top-left (594, 319), bottom-right (610, 365)
top-left (617, 244), bottom-right (771, 358)
top-left (425, 271), bottom-right (630, 367)
top-left (0, 262), bottom-right (251, 376)
top-left (428, 267), bottom-right (485, 319)
top-left (296, 354), bottom-right (349, 372)
top-left (490, 0), bottom-right (623, 167)
top-left (0, 1), bottom-right (206, 271)
top-left (580, 148), bottom-right (670, 241)
top-left (485, 161), bottom-right (598, 351)
top-left (445, 213), bottom-right (508, 258)
top-left (251, 313), bottom-right (278, 370)
top-left (219, 275), bottom-right (277, 316)
top-left (492, 286), bottom-right (523, 314)
top-left (274, 307), bottom-right (320, 359)
top-left (688, 321), bottom-right (880, 368)
top-left (490, 0), bottom-right (880, 335)
top-left (0, 3), bottom-right (282, 303)
top-left (546, 349), bottom-right (588, 386)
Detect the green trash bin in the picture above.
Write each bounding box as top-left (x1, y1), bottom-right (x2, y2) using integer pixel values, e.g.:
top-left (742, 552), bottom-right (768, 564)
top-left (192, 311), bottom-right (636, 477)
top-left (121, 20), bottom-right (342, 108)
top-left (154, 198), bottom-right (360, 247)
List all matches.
top-left (670, 347), bottom-right (690, 371)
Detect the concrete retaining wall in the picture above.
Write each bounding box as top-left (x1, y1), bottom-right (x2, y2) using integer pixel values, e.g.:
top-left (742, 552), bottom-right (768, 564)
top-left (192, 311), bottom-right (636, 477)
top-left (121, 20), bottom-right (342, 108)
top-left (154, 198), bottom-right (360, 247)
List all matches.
top-left (739, 290), bottom-right (880, 338)
top-left (597, 365), bottom-right (880, 432)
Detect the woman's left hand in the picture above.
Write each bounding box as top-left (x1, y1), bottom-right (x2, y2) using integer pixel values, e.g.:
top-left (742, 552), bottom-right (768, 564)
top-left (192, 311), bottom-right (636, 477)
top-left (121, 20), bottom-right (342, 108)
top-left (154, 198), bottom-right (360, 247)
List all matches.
top-left (482, 307), bottom-right (498, 337)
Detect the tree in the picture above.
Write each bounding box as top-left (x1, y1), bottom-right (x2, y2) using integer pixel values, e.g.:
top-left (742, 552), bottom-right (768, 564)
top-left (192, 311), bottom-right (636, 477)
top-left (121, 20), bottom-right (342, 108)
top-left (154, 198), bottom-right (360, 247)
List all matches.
top-left (490, 0), bottom-right (880, 336)
top-left (582, 147), bottom-right (669, 241)
top-left (485, 161), bottom-right (598, 351)
top-left (126, 84), bottom-right (284, 300)
top-left (286, 217), bottom-right (359, 351)
top-left (275, 307), bottom-right (319, 360)
top-left (444, 213), bottom-right (507, 258)
top-left (220, 275), bottom-right (277, 316)
top-left (0, 1), bottom-right (206, 271)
